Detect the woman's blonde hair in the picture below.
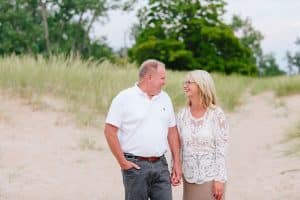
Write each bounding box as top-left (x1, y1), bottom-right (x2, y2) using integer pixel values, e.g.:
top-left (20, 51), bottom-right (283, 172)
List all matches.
top-left (186, 70), bottom-right (217, 108)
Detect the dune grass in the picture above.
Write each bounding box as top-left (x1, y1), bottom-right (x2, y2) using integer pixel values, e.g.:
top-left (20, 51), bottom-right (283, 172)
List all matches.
top-left (251, 75), bottom-right (300, 97)
top-left (1, 55), bottom-right (299, 125)
top-left (0, 55), bottom-right (137, 125)
top-left (283, 121), bottom-right (300, 156)
top-left (213, 73), bottom-right (253, 111)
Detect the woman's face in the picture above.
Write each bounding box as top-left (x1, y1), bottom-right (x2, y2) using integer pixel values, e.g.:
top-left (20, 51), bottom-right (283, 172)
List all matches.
top-left (183, 76), bottom-right (199, 98)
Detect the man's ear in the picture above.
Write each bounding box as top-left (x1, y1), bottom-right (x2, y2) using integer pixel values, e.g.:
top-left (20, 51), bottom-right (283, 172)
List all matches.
top-left (146, 73), bottom-right (152, 81)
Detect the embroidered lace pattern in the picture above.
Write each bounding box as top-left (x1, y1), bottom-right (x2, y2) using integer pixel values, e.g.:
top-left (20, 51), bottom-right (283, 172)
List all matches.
top-left (176, 106), bottom-right (228, 184)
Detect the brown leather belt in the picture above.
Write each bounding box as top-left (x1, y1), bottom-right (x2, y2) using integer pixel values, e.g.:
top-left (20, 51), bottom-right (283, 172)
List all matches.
top-left (124, 153), bottom-right (162, 162)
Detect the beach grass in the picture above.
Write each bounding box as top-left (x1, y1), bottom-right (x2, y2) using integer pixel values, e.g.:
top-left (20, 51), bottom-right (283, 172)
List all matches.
top-left (1, 55), bottom-right (299, 125)
top-left (251, 75), bottom-right (300, 96)
top-left (284, 121), bottom-right (300, 156)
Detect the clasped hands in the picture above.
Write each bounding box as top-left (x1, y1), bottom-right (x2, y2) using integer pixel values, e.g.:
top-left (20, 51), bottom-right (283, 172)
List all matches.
top-left (171, 162), bottom-right (182, 186)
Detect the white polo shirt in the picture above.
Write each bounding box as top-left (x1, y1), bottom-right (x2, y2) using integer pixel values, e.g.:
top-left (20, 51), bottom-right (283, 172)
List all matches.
top-left (105, 84), bottom-right (176, 157)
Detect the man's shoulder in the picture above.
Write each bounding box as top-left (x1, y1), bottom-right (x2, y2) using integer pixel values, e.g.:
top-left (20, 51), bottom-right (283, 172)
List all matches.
top-left (114, 86), bottom-right (136, 99)
top-left (160, 90), bottom-right (171, 100)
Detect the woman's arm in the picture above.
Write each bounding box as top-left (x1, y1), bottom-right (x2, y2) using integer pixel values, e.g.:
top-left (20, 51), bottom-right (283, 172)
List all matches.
top-left (213, 107), bottom-right (229, 200)
top-left (214, 107), bottom-right (229, 182)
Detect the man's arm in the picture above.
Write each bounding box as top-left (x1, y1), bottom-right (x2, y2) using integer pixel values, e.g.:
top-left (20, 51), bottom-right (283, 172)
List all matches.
top-left (168, 126), bottom-right (182, 186)
top-left (104, 123), bottom-right (140, 170)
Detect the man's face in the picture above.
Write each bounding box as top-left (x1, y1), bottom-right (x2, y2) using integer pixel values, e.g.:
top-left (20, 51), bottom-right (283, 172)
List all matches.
top-left (149, 66), bottom-right (166, 96)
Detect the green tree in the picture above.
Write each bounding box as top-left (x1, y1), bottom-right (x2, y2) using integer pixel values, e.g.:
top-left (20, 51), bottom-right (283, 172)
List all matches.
top-left (0, 0), bottom-right (136, 59)
top-left (129, 0), bottom-right (258, 75)
top-left (286, 38), bottom-right (300, 74)
top-left (259, 53), bottom-right (285, 76)
top-left (230, 15), bottom-right (263, 65)
top-left (128, 37), bottom-right (196, 70)
top-left (230, 15), bottom-right (283, 76)
top-left (0, 0), bottom-right (44, 54)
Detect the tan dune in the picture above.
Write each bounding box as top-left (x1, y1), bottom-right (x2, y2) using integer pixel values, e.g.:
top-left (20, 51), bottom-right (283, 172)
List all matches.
top-left (0, 91), bottom-right (299, 200)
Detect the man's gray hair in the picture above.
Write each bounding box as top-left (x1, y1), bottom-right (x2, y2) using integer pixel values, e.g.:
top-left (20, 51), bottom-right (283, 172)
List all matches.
top-left (138, 59), bottom-right (165, 79)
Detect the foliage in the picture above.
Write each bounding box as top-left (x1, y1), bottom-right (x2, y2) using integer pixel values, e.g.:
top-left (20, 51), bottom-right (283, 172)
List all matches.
top-left (128, 37), bottom-right (196, 70)
top-left (230, 15), bottom-right (263, 64)
top-left (230, 15), bottom-right (284, 76)
top-left (0, 0), bottom-right (135, 59)
top-left (258, 53), bottom-right (285, 76)
top-left (129, 0), bottom-right (258, 75)
top-left (286, 38), bottom-right (300, 74)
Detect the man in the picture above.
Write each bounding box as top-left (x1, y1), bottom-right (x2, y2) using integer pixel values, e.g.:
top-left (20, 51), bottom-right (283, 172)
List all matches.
top-left (104, 59), bottom-right (182, 200)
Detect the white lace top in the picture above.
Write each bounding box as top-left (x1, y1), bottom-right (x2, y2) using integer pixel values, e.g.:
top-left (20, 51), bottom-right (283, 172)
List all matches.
top-left (176, 106), bottom-right (228, 184)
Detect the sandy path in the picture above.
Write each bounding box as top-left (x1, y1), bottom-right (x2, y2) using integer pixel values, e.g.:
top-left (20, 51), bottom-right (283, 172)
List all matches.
top-left (0, 93), bottom-right (123, 199)
top-left (0, 91), bottom-right (299, 199)
top-left (225, 93), bottom-right (300, 199)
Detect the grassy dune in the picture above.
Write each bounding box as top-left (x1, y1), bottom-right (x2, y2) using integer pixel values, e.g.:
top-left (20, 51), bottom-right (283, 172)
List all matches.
top-left (0, 55), bottom-right (137, 125)
top-left (284, 121), bottom-right (300, 156)
top-left (251, 75), bottom-right (300, 96)
top-left (1, 55), bottom-right (300, 125)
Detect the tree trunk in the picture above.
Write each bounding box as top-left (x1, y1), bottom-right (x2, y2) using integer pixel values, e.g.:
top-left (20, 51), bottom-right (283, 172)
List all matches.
top-left (80, 12), bottom-right (97, 53)
top-left (40, 0), bottom-right (51, 56)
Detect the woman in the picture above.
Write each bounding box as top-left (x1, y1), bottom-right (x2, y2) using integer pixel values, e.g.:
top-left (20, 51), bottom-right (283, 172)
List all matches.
top-left (176, 70), bottom-right (228, 200)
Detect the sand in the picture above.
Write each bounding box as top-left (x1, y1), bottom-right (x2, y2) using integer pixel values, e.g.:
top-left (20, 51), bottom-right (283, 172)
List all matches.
top-left (0, 91), bottom-right (299, 199)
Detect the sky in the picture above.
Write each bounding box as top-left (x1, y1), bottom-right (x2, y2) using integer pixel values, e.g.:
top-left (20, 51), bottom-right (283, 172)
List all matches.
top-left (92, 0), bottom-right (300, 69)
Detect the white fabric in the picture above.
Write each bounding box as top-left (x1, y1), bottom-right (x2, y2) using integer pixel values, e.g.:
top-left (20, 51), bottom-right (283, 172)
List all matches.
top-left (105, 84), bottom-right (176, 157)
top-left (176, 106), bottom-right (228, 184)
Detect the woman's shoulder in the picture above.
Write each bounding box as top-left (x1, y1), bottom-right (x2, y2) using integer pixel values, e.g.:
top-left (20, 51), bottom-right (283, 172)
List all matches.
top-left (209, 105), bottom-right (226, 116)
top-left (176, 107), bottom-right (188, 118)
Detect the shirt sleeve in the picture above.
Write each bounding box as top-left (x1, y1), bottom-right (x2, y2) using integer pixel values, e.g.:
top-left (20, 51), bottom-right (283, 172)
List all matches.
top-left (105, 93), bottom-right (124, 128)
top-left (213, 107), bottom-right (229, 182)
top-left (176, 110), bottom-right (183, 161)
top-left (168, 96), bottom-right (176, 127)
top-left (169, 107), bottom-right (176, 127)
top-left (175, 109), bottom-right (183, 137)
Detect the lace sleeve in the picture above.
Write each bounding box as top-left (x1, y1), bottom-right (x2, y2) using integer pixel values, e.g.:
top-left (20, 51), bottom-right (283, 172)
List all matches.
top-left (176, 111), bottom-right (181, 136)
top-left (176, 109), bottom-right (184, 161)
top-left (213, 107), bottom-right (229, 182)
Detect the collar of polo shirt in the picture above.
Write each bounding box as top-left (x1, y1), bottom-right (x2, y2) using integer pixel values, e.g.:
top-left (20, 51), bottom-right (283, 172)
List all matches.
top-left (134, 83), bottom-right (162, 100)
